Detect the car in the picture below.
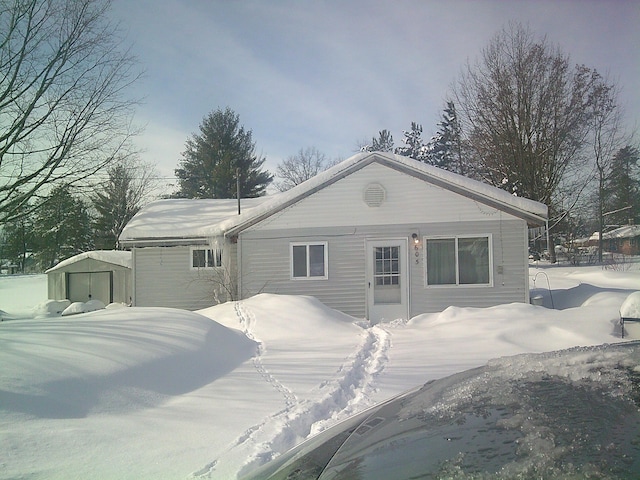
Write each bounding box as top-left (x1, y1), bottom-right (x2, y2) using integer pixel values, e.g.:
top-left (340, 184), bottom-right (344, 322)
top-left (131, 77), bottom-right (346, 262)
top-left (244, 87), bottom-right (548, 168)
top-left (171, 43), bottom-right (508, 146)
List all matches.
top-left (241, 341), bottom-right (640, 479)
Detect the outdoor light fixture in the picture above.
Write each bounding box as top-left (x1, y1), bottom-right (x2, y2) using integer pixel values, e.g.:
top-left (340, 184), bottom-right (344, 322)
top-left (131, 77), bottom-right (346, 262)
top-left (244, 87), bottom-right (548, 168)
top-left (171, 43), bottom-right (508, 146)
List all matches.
top-left (412, 233), bottom-right (419, 244)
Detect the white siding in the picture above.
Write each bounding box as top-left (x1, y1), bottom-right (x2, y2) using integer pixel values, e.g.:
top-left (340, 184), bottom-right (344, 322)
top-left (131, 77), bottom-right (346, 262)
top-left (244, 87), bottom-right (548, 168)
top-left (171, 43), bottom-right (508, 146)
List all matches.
top-left (250, 163), bottom-right (509, 232)
top-left (239, 227), bottom-right (366, 317)
top-left (239, 217), bottom-right (528, 317)
top-left (409, 219), bottom-right (528, 314)
top-left (236, 161), bottom-right (532, 318)
top-left (132, 246), bottom-right (224, 310)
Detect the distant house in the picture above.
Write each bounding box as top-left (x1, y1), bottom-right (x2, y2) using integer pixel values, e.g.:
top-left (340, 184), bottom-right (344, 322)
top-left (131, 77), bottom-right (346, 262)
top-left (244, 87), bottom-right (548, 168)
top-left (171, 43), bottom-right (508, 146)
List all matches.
top-left (46, 251), bottom-right (132, 305)
top-left (602, 225), bottom-right (640, 255)
top-left (119, 152), bottom-right (547, 322)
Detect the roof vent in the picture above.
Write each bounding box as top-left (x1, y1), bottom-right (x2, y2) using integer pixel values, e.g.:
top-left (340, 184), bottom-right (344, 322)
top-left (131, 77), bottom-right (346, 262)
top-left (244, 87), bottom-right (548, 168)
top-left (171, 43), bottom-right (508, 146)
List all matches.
top-left (363, 183), bottom-right (386, 207)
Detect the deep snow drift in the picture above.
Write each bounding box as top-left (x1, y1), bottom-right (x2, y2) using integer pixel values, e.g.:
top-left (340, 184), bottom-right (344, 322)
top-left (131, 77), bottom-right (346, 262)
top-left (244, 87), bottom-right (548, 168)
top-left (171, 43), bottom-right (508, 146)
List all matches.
top-left (0, 264), bottom-right (639, 479)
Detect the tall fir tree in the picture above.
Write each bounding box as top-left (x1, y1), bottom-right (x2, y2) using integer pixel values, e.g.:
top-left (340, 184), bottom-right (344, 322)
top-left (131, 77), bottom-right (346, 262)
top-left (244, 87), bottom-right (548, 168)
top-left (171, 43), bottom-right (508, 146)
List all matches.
top-left (174, 108), bottom-right (273, 198)
top-left (604, 145), bottom-right (640, 226)
top-left (33, 186), bottom-right (93, 270)
top-left (428, 101), bottom-right (465, 174)
top-left (395, 122), bottom-right (429, 162)
top-left (1, 203), bottom-right (34, 273)
top-left (92, 162), bottom-right (150, 249)
top-left (370, 129), bottom-right (395, 152)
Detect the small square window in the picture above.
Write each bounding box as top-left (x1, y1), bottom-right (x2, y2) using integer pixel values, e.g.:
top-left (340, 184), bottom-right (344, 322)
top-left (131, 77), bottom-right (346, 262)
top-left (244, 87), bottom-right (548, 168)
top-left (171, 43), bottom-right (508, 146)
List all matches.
top-left (291, 242), bottom-right (328, 279)
top-left (191, 248), bottom-right (222, 269)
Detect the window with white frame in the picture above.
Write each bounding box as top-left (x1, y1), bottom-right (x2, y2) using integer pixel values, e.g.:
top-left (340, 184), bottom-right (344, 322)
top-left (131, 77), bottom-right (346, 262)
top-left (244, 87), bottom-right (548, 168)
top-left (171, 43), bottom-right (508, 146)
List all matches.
top-left (190, 247), bottom-right (222, 269)
top-left (291, 242), bottom-right (328, 279)
top-left (425, 235), bottom-right (491, 286)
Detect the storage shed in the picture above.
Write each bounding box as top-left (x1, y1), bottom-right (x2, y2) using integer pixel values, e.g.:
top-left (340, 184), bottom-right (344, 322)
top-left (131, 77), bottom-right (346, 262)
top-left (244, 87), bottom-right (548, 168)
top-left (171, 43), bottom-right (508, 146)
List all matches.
top-left (46, 251), bottom-right (132, 305)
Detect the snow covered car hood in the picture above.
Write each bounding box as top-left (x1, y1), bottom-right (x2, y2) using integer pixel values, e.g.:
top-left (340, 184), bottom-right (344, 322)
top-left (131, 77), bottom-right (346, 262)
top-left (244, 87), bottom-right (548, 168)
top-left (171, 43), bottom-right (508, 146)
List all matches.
top-left (241, 341), bottom-right (640, 479)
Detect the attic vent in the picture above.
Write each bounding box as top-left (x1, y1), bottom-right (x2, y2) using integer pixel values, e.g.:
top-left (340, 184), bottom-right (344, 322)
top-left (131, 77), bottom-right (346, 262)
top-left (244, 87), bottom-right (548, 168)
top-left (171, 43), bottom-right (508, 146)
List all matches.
top-left (363, 183), bottom-right (386, 207)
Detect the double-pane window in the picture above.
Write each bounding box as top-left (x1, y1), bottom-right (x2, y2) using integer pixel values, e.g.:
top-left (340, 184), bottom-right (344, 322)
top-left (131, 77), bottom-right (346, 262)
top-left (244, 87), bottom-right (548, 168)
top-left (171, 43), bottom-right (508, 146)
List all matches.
top-left (426, 236), bottom-right (491, 286)
top-left (191, 248), bottom-right (222, 269)
top-left (291, 242), bottom-right (327, 279)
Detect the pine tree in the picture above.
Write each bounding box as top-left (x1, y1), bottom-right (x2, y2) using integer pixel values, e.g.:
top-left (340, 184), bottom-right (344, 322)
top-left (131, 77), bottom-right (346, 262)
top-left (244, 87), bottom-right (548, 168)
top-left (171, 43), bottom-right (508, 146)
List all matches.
top-left (395, 122), bottom-right (429, 162)
top-left (428, 101), bottom-right (465, 173)
top-left (93, 162), bottom-right (153, 249)
top-left (370, 129), bottom-right (395, 152)
top-left (1, 204), bottom-right (34, 273)
top-left (33, 186), bottom-right (93, 270)
top-left (604, 146), bottom-right (640, 225)
top-left (174, 108), bottom-right (273, 198)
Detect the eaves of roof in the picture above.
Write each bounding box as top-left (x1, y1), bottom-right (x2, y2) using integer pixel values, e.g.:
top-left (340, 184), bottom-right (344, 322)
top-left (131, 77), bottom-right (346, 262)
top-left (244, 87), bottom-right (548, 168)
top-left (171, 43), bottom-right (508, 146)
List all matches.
top-left (222, 152), bottom-right (548, 237)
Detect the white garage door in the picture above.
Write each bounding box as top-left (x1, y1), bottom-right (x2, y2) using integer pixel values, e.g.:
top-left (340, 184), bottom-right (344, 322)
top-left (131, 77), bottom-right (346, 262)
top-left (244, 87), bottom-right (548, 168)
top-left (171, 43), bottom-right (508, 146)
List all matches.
top-left (68, 271), bottom-right (112, 304)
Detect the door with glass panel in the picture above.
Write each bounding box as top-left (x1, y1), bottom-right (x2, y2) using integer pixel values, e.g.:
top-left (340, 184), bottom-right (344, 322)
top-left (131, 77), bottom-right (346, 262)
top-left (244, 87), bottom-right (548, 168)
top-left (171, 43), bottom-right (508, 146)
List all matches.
top-left (366, 239), bottom-right (408, 323)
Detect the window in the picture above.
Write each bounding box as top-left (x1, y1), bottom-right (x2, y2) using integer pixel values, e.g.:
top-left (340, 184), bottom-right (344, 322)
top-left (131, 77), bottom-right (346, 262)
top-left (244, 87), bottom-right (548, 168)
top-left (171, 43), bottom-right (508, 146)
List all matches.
top-left (190, 247), bottom-right (222, 269)
top-left (374, 246), bottom-right (400, 285)
top-left (425, 235), bottom-right (491, 286)
top-left (291, 242), bottom-right (327, 279)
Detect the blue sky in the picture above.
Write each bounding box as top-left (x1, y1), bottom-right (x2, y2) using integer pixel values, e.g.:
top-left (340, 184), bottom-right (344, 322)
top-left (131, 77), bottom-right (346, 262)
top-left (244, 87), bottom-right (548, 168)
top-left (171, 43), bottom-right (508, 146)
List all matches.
top-left (110, 0), bottom-right (640, 184)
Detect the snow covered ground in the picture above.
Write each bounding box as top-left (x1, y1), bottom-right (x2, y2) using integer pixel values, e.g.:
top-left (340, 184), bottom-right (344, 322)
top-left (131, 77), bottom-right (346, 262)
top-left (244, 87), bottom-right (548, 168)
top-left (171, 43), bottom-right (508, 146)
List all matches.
top-left (1, 263), bottom-right (639, 479)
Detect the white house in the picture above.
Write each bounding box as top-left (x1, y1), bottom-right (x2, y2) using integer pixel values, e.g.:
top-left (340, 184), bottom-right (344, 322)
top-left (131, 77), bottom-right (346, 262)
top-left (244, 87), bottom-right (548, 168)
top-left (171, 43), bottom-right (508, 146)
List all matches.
top-left (46, 250), bottom-right (132, 305)
top-left (119, 152), bottom-right (547, 321)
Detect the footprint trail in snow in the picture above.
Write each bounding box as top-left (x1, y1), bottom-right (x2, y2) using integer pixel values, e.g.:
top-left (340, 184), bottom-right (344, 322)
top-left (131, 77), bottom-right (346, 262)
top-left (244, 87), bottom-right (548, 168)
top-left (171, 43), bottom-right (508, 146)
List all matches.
top-left (191, 301), bottom-right (391, 478)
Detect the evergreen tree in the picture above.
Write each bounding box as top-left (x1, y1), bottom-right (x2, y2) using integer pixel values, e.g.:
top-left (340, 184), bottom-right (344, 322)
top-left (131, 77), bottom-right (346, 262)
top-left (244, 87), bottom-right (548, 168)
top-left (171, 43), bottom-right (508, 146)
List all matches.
top-left (428, 101), bottom-right (465, 173)
top-left (93, 161), bottom-right (155, 249)
top-left (33, 186), bottom-right (93, 270)
top-left (395, 122), bottom-right (429, 162)
top-left (1, 204), bottom-right (34, 273)
top-left (604, 145), bottom-right (640, 225)
top-left (370, 129), bottom-right (395, 152)
top-left (174, 108), bottom-right (273, 198)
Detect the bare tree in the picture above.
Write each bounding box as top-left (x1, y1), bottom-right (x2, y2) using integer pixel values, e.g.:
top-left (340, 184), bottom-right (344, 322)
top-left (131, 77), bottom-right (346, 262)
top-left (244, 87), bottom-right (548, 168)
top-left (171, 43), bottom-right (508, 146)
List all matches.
top-left (452, 23), bottom-right (604, 261)
top-left (0, 0), bottom-right (141, 223)
top-left (275, 147), bottom-right (336, 192)
top-left (588, 72), bottom-right (625, 262)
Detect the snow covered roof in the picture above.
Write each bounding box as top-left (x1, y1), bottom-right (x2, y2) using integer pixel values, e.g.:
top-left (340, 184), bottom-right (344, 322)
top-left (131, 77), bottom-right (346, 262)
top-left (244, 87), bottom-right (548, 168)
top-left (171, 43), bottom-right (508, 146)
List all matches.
top-left (603, 225), bottom-right (640, 240)
top-left (118, 197), bottom-right (272, 246)
top-left (216, 152), bottom-right (548, 236)
top-left (588, 225), bottom-right (640, 242)
top-left (46, 250), bottom-right (132, 273)
top-left (119, 153), bottom-right (548, 245)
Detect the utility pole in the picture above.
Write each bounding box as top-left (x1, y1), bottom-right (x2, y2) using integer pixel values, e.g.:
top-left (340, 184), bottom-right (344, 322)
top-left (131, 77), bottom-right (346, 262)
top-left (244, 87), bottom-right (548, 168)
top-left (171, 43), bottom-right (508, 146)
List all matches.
top-left (236, 167), bottom-right (241, 214)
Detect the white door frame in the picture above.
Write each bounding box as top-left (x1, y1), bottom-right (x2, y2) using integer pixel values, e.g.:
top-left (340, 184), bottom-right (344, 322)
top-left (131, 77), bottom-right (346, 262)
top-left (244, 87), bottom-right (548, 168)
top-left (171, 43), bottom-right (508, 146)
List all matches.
top-left (366, 238), bottom-right (409, 323)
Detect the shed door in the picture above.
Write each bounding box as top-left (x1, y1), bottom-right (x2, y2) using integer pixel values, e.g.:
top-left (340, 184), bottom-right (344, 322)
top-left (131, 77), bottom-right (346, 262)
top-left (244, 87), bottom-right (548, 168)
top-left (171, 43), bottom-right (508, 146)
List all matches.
top-left (366, 239), bottom-right (408, 323)
top-left (67, 271), bottom-right (112, 304)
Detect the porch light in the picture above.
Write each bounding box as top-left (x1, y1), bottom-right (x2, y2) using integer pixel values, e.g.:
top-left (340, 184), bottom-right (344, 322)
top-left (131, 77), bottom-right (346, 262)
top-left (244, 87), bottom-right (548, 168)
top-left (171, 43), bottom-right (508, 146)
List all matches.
top-left (412, 233), bottom-right (419, 244)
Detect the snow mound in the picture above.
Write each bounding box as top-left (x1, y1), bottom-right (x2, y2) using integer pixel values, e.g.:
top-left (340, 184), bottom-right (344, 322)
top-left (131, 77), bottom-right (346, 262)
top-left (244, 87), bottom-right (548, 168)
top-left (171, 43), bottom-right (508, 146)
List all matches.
top-left (621, 291), bottom-right (640, 319)
top-left (32, 299), bottom-right (71, 317)
top-left (61, 299), bottom-right (106, 316)
top-left (106, 302), bottom-right (130, 309)
top-left (0, 307), bottom-right (258, 418)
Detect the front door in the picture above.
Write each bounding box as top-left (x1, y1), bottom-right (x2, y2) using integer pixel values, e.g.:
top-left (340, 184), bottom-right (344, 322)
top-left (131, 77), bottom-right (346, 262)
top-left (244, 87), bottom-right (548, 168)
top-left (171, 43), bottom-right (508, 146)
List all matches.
top-left (366, 239), bottom-right (408, 323)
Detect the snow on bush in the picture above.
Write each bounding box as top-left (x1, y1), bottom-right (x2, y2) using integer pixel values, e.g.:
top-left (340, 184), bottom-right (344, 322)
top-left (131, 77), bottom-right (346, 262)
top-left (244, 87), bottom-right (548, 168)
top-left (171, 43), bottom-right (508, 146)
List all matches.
top-left (620, 291), bottom-right (640, 319)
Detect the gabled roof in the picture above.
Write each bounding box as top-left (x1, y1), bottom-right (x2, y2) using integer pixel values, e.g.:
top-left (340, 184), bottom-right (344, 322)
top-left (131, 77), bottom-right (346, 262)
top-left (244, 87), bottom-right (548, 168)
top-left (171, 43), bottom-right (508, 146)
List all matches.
top-left (215, 152), bottom-right (548, 236)
top-left (119, 152), bottom-right (548, 246)
top-left (46, 250), bottom-right (132, 273)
